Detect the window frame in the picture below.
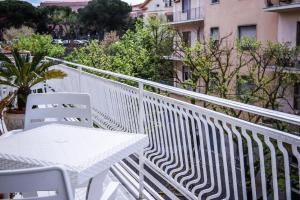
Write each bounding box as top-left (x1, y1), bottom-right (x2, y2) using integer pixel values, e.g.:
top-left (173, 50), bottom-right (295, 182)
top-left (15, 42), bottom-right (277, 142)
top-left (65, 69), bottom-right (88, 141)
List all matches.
top-left (182, 31), bottom-right (192, 47)
top-left (294, 83), bottom-right (300, 110)
top-left (236, 75), bottom-right (256, 96)
top-left (238, 25), bottom-right (257, 40)
top-left (211, 0), bottom-right (220, 4)
top-left (210, 27), bottom-right (220, 46)
top-left (182, 66), bottom-right (192, 82)
top-left (296, 21), bottom-right (300, 47)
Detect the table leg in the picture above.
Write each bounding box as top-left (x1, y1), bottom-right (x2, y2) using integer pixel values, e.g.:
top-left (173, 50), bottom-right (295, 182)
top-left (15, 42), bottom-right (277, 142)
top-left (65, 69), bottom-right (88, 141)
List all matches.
top-left (139, 150), bottom-right (145, 200)
top-left (86, 169), bottom-right (108, 200)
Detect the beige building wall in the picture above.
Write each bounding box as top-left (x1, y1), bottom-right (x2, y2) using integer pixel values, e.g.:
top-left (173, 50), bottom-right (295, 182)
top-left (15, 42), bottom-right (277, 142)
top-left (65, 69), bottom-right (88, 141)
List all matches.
top-left (203, 0), bottom-right (278, 42)
top-left (171, 0), bottom-right (300, 114)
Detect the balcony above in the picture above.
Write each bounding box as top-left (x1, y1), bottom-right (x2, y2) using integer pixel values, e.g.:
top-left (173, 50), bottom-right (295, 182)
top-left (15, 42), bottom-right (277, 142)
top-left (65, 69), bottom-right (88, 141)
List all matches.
top-left (264, 0), bottom-right (300, 12)
top-left (167, 7), bottom-right (204, 25)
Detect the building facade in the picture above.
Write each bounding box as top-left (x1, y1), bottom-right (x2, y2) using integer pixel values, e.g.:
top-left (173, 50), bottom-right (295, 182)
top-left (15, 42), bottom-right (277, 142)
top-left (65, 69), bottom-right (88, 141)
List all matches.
top-left (40, 0), bottom-right (90, 12)
top-left (166, 0), bottom-right (300, 114)
top-left (130, 0), bottom-right (174, 21)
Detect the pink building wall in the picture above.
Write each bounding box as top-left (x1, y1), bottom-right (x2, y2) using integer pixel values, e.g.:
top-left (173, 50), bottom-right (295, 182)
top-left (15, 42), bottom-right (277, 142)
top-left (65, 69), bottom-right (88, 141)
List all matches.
top-left (203, 0), bottom-right (278, 43)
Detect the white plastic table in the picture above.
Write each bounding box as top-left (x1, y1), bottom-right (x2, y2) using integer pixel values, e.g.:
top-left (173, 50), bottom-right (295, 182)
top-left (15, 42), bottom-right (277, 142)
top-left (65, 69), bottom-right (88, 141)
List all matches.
top-left (0, 124), bottom-right (147, 198)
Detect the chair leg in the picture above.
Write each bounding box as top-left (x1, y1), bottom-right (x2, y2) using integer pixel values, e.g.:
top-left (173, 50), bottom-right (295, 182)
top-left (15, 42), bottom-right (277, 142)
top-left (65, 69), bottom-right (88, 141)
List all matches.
top-left (99, 182), bottom-right (119, 200)
top-left (86, 169), bottom-right (108, 200)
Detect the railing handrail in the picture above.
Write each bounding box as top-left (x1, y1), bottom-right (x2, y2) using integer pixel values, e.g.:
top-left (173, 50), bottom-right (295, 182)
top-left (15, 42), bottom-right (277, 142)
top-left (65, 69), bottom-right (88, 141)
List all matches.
top-left (173, 6), bottom-right (201, 12)
top-left (266, 0), bottom-right (300, 8)
top-left (46, 56), bottom-right (300, 126)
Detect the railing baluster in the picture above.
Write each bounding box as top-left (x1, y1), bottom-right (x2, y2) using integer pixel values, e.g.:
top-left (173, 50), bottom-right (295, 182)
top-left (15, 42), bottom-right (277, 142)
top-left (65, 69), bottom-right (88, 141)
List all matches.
top-left (78, 66), bottom-right (82, 93)
top-left (138, 82), bottom-right (145, 199)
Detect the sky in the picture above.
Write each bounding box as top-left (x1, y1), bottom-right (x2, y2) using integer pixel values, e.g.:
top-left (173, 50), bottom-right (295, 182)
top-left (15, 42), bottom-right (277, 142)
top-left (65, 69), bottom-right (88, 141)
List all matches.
top-left (24, 0), bottom-right (144, 6)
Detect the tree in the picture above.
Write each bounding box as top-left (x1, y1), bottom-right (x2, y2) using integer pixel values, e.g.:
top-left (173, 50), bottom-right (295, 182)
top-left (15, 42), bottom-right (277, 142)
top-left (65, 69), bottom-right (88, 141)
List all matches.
top-left (3, 26), bottom-right (34, 41)
top-left (66, 18), bottom-right (175, 84)
top-left (178, 36), bottom-right (300, 126)
top-left (37, 6), bottom-right (78, 39)
top-left (111, 18), bottom-right (175, 83)
top-left (66, 40), bottom-right (113, 71)
top-left (12, 34), bottom-right (65, 57)
top-left (0, 50), bottom-right (67, 110)
top-left (0, 0), bottom-right (38, 30)
top-left (78, 0), bottom-right (131, 39)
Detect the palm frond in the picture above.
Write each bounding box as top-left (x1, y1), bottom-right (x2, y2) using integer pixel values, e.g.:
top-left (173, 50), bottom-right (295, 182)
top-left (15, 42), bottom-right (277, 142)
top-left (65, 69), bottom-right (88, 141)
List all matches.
top-left (0, 52), bottom-right (13, 64)
top-left (21, 63), bottom-right (33, 85)
top-left (35, 61), bottom-right (57, 74)
top-left (0, 63), bottom-right (20, 78)
top-left (12, 49), bottom-right (24, 71)
top-left (30, 53), bottom-right (44, 72)
top-left (29, 69), bottom-right (67, 87)
top-left (0, 79), bottom-right (17, 87)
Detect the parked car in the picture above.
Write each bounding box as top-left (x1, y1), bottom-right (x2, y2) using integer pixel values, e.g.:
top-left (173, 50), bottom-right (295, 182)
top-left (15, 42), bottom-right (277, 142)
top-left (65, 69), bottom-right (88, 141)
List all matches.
top-left (62, 40), bottom-right (71, 45)
top-left (73, 40), bottom-right (84, 45)
top-left (52, 39), bottom-right (63, 45)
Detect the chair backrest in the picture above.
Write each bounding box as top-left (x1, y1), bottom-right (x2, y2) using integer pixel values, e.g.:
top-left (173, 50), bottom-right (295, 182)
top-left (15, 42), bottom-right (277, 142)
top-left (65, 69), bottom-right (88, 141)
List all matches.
top-left (31, 82), bottom-right (47, 94)
top-left (0, 166), bottom-right (74, 200)
top-left (24, 92), bottom-right (92, 130)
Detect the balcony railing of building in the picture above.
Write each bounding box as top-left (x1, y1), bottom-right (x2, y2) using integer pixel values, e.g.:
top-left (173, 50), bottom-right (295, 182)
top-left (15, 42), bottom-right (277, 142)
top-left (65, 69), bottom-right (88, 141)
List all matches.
top-left (265, 0), bottom-right (300, 11)
top-left (26, 57), bottom-right (300, 199)
top-left (168, 7), bottom-right (204, 24)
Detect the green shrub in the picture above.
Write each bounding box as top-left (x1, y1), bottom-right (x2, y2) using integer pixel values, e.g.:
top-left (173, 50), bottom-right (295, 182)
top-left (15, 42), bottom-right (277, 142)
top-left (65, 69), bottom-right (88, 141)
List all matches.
top-left (12, 34), bottom-right (65, 57)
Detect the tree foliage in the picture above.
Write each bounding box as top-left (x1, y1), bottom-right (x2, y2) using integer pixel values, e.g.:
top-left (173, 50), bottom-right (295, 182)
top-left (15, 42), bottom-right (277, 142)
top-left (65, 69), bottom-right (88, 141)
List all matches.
top-left (66, 18), bottom-right (175, 84)
top-left (38, 6), bottom-right (79, 38)
top-left (0, 0), bottom-right (38, 30)
top-left (66, 40), bottom-right (113, 71)
top-left (3, 26), bottom-right (34, 41)
top-left (78, 0), bottom-right (131, 38)
top-left (111, 18), bottom-right (175, 83)
top-left (179, 36), bottom-right (300, 124)
top-left (12, 34), bottom-right (65, 57)
top-left (0, 50), bottom-right (67, 110)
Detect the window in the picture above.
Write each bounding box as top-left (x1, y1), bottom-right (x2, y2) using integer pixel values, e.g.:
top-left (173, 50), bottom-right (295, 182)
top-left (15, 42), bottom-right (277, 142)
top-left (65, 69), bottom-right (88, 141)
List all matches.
top-left (238, 25), bottom-right (257, 40)
top-left (297, 22), bottom-right (300, 47)
top-left (166, 14), bottom-right (173, 22)
top-left (182, 31), bottom-right (191, 47)
top-left (238, 25), bottom-right (257, 50)
top-left (182, 66), bottom-right (192, 90)
top-left (295, 83), bottom-right (300, 110)
top-left (182, 66), bottom-right (191, 81)
top-left (237, 76), bottom-right (256, 96)
top-left (182, 0), bottom-right (190, 12)
top-left (211, 0), bottom-right (219, 4)
top-left (165, 0), bottom-right (172, 7)
top-left (209, 72), bottom-right (218, 91)
top-left (210, 27), bottom-right (219, 46)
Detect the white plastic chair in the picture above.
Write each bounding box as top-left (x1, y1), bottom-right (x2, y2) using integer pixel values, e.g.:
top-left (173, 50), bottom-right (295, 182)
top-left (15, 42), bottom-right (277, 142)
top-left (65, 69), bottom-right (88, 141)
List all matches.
top-left (24, 92), bottom-right (92, 130)
top-left (31, 82), bottom-right (47, 94)
top-left (0, 166), bottom-right (74, 200)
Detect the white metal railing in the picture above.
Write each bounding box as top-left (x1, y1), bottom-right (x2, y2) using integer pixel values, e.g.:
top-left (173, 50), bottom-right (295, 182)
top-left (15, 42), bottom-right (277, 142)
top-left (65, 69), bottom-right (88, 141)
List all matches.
top-left (170, 7), bottom-right (204, 23)
top-left (45, 57), bottom-right (300, 200)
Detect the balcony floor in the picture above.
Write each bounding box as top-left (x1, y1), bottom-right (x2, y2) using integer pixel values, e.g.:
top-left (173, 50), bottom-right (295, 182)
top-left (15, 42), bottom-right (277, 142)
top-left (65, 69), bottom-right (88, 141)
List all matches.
top-left (12, 171), bottom-right (135, 200)
top-left (75, 171), bottom-right (135, 200)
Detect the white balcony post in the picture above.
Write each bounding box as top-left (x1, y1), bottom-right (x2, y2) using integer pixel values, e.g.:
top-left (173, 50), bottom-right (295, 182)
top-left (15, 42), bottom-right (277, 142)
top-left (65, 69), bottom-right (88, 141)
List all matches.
top-left (138, 82), bottom-right (144, 134)
top-left (138, 82), bottom-right (145, 199)
top-left (78, 66), bottom-right (82, 93)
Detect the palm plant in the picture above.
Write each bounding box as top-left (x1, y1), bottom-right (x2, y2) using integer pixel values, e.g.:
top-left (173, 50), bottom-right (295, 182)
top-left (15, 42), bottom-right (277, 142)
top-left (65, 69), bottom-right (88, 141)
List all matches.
top-left (0, 49), bottom-right (67, 111)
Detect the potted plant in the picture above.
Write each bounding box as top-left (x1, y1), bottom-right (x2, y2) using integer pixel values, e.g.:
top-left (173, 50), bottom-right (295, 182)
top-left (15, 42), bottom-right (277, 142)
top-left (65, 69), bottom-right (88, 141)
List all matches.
top-left (0, 49), bottom-right (67, 131)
